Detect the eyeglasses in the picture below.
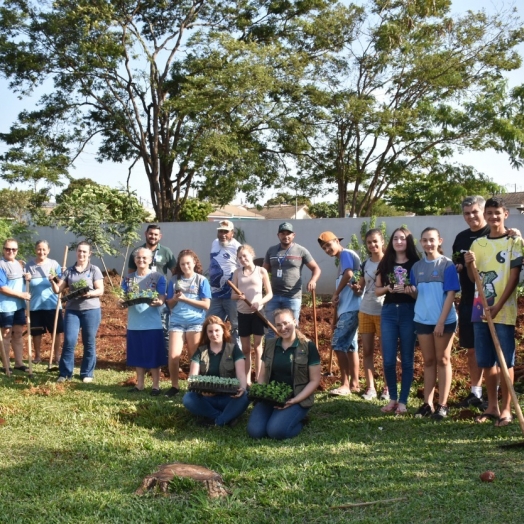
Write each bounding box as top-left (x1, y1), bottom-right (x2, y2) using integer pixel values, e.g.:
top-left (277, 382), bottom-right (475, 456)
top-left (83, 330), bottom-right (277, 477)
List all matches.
top-left (135, 257), bottom-right (149, 260)
top-left (3, 247), bottom-right (18, 252)
top-left (276, 320), bottom-right (294, 329)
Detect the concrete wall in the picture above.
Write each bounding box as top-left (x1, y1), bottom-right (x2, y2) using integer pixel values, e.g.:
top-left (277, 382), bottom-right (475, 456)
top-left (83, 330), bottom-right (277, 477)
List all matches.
top-left (34, 214), bottom-right (524, 294)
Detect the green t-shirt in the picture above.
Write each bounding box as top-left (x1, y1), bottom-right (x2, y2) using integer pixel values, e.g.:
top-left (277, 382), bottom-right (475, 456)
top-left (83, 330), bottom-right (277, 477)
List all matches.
top-left (128, 243), bottom-right (176, 276)
top-left (269, 338), bottom-right (320, 386)
top-left (191, 343), bottom-right (244, 377)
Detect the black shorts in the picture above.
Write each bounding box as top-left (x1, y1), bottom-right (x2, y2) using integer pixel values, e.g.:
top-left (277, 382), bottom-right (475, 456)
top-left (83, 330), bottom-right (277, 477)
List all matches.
top-left (238, 312), bottom-right (266, 337)
top-left (29, 309), bottom-right (64, 336)
top-left (415, 321), bottom-right (457, 335)
top-left (457, 302), bottom-right (474, 349)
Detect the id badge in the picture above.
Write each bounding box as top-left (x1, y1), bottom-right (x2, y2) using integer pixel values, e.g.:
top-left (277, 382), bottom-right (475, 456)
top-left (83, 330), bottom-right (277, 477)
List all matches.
top-left (277, 269), bottom-right (283, 278)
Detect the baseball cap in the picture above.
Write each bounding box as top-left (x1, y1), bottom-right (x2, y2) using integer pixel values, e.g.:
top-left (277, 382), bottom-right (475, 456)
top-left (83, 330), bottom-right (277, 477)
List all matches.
top-left (217, 220), bottom-right (234, 231)
top-left (317, 231), bottom-right (343, 246)
top-left (278, 222), bottom-right (294, 233)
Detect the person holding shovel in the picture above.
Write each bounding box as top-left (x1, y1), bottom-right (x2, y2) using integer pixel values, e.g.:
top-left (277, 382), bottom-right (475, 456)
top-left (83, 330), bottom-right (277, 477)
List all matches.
top-left (0, 238), bottom-right (31, 372)
top-left (465, 197), bottom-right (523, 427)
top-left (231, 244), bottom-right (273, 385)
top-left (25, 240), bottom-right (63, 365)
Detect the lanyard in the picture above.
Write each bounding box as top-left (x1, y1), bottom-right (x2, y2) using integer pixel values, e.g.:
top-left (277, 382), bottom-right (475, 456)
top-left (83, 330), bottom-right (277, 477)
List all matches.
top-left (277, 243), bottom-right (294, 268)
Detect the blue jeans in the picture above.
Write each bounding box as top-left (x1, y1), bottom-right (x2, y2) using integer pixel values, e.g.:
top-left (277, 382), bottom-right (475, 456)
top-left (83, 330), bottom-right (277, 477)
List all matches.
top-left (247, 401), bottom-right (309, 439)
top-left (182, 391), bottom-right (250, 426)
top-left (59, 308), bottom-right (102, 379)
top-left (381, 303), bottom-right (416, 405)
top-left (207, 298), bottom-right (238, 343)
top-left (264, 296), bottom-right (302, 339)
top-left (473, 322), bottom-right (515, 368)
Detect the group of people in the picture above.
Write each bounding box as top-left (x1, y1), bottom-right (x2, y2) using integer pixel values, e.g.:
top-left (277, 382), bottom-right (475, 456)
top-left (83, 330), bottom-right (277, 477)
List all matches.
top-left (0, 195), bottom-right (522, 438)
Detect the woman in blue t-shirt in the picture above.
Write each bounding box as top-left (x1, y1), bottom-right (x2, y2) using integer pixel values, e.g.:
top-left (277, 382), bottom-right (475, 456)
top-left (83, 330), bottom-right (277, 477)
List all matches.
top-left (408, 227), bottom-right (460, 421)
top-left (165, 249), bottom-right (211, 398)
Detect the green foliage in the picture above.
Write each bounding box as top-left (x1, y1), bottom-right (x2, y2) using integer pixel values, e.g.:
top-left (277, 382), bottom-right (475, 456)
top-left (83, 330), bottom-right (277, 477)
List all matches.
top-left (178, 198), bottom-right (213, 223)
top-left (387, 165), bottom-right (505, 215)
top-left (55, 178), bottom-right (100, 205)
top-left (249, 381), bottom-right (293, 404)
top-left (71, 279), bottom-right (88, 291)
top-left (265, 193), bottom-right (311, 207)
top-left (50, 184), bottom-right (149, 257)
top-left (308, 201), bottom-right (338, 218)
top-left (0, 218), bottom-right (34, 260)
top-left (348, 216), bottom-right (388, 261)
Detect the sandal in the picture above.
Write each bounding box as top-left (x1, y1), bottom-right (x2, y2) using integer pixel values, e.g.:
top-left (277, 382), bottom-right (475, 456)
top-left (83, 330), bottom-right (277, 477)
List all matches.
top-left (495, 416), bottom-right (513, 427)
top-left (395, 404), bottom-right (408, 415)
top-left (475, 413), bottom-right (498, 424)
top-left (381, 401), bottom-right (398, 413)
top-left (329, 387), bottom-right (351, 396)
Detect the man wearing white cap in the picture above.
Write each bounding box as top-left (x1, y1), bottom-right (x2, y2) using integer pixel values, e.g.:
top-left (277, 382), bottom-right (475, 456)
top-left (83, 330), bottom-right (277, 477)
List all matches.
top-left (208, 220), bottom-right (241, 339)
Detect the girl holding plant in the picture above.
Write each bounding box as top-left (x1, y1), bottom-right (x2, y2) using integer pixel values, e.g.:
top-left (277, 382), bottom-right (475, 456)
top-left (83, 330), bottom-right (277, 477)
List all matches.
top-left (182, 315), bottom-right (249, 426)
top-left (355, 229), bottom-right (388, 402)
top-left (122, 248), bottom-right (167, 396)
top-left (165, 250), bottom-right (211, 397)
top-left (25, 240), bottom-right (63, 364)
top-left (247, 308), bottom-right (321, 440)
top-left (231, 244), bottom-right (273, 385)
top-left (51, 241), bottom-right (104, 383)
top-left (375, 228), bottom-right (420, 415)
top-left (407, 228), bottom-right (460, 420)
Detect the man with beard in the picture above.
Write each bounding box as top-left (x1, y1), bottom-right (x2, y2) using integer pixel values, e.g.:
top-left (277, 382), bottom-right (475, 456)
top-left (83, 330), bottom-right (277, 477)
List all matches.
top-left (208, 220), bottom-right (241, 341)
top-left (263, 222), bottom-right (321, 338)
top-left (128, 224), bottom-right (176, 348)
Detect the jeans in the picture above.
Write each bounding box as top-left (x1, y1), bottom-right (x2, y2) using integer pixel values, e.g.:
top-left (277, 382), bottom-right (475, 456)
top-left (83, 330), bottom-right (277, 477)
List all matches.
top-left (264, 296), bottom-right (302, 339)
top-left (59, 308), bottom-right (101, 379)
top-left (473, 322), bottom-right (515, 368)
top-left (207, 298), bottom-right (238, 343)
top-left (182, 391), bottom-right (250, 426)
top-left (247, 401), bottom-right (309, 440)
top-left (380, 303), bottom-right (416, 405)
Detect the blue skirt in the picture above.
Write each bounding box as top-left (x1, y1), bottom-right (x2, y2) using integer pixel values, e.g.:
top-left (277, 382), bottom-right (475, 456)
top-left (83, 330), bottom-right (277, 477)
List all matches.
top-left (126, 329), bottom-right (167, 368)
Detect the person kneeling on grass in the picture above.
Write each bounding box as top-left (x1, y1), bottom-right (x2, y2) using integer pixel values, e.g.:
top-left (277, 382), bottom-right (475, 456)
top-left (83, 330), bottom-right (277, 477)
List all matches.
top-left (182, 316), bottom-right (249, 427)
top-left (247, 308), bottom-right (321, 440)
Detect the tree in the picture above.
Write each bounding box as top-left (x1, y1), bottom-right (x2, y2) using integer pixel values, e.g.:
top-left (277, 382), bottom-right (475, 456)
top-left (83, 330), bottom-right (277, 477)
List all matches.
top-left (387, 165), bottom-right (504, 215)
top-left (264, 193), bottom-right (312, 207)
top-left (178, 198), bottom-right (213, 222)
top-left (55, 178), bottom-right (100, 204)
top-left (294, 1), bottom-right (524, 216)
top-left (0, 0), bottom-right (357, 221)
top-left (308, 202), bottom-right (338, 218)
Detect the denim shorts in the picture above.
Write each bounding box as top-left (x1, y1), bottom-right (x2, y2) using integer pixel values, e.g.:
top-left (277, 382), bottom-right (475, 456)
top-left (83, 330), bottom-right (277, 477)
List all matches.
top-left (415, 321), bottom-right (456, 335)
top-left (473, 322), bottom-right (515, 369)
top-left (0, 308), bottom-right (26, 328)
top-left (332, 310), bottom-right (359, 352)
top-left (169, 321), bottom-right (203, 333)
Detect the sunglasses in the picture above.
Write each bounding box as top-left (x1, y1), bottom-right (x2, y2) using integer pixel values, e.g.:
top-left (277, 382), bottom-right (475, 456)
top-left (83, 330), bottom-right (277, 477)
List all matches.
top-left (3, 247), bottom-right (18, 252)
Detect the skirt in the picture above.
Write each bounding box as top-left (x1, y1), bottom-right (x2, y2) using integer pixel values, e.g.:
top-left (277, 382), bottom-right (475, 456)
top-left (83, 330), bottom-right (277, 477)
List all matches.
top-left (126, 329), bottom-right (167, 368)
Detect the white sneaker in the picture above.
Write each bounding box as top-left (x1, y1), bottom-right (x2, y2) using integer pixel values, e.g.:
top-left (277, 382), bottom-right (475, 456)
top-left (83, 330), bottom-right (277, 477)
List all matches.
top-left (82, 377), bottom-right (94, 383)
top-left (362, 388), bottom-right (377, 401)
top-left (57, 376), bottom-right (67, 383)
top-left (380, 388), bottom-right (390, 401)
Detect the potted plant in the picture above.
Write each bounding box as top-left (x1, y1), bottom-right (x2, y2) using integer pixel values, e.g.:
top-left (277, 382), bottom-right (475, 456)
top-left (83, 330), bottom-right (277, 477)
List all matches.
top-left (120, 280), bottom-right (159, 308)
top-left (187, 375), bottom-right (240, 395)
top-left (48, 267), bottom-right (60, 284)
top-left (388, 266), bottom-right (411, 289)
top-left (248, 381), bottom-right (293, 407)
top-left (62, 278), bottom-right (90, 302)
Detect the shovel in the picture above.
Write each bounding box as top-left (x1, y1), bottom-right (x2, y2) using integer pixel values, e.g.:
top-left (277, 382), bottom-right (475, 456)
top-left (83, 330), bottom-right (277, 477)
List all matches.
top-left (471, 262), bottom-right (524, 447)
top-left (312, 288), bottom-right (318, 348)
top-left (323, 304), bottom-right (337, 377)
top-left (48, 246), bottom-right (68, 372)
top-left (25, 280), bottom-right (34, 378)
top-left (0, 329), bottom-right (11, 377)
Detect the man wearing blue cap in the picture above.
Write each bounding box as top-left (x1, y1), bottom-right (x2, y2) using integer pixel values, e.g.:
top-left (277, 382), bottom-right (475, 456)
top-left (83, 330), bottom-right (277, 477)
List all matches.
top-left (263, 222), bottom-right (321, 338)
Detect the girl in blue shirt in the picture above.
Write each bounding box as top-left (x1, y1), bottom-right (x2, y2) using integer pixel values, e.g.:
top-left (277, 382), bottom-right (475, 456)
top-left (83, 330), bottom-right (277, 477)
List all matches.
top-left (409, 227), bottom-right (460, 420)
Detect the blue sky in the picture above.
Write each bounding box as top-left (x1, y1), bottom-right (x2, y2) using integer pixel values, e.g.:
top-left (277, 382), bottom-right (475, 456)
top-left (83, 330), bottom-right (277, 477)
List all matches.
top-left (0, 0), bottom-right (523, 207)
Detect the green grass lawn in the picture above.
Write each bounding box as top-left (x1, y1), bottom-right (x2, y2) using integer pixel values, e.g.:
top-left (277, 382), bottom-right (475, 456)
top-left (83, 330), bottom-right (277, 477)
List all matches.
top-left (1, 366), bottom-right (523, 524)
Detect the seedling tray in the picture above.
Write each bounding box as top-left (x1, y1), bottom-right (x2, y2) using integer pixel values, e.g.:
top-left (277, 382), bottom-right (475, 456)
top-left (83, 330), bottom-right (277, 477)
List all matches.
top-left (121, 296), bottom-right (154, 308)
top-left (62, 286), bottom-right (90, 303)
top-left (248, 393), bottom-right (293, 408)
top-left (188, 383), bottom-right (240, 395)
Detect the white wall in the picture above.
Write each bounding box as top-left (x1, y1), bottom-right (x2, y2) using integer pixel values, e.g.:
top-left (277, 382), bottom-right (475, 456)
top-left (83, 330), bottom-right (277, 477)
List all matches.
top-left (34, 214), bottom-right (524, 294)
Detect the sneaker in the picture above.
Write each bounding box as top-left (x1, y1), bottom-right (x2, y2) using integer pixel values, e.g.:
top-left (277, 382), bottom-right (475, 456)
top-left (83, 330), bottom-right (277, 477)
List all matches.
top-left (455, 392), bottom-right (483, 408)
top-left (380, 388), bottom-right (390, 401)
top-left (82, 377), bottom-right (94, 383)
top-left (165, 386), bottom-right (180, 398)
top-left (362, 388), bottom-right (377, 401)
top-left (414, 403), bottom-right (434, 418)
top-left (128, 386), bottom-right (143, 393)
top-left (150, 388), bottom-right (161, 397)
top-left (431, 404), bottom-right (449, 421)
top-left (14, 365), bottom-right (28, 372)
top-left (57, 376), bottom-right (68, 383)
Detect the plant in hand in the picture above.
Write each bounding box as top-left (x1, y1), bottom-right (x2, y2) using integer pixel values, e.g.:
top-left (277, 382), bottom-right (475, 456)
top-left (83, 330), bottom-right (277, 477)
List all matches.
top-left (249, 381), bottom-right (293, 405)
top-left (71, 279), bottom-right (89, 291)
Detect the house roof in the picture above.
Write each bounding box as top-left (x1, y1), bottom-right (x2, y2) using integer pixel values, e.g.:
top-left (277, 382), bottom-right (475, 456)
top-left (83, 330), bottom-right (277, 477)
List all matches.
top-left (208, 205), bottom-right (265, 220)
top-left (494, 192), bottom-right (524, 207)
top-left (251, 204), bottom-right (311, 220)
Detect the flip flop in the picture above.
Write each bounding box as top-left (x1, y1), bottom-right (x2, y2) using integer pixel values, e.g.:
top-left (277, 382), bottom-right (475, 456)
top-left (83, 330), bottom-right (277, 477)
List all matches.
top-left (381, 401), bottom-right (398, 413)
top-left (395, 404), bottom-right (408, 415)
top-left (329, 388), bottom-right (351, 397)
top-left (495, 416), bottom-right (513, 427)
top-left (474, 413), bottom-right (498, 424)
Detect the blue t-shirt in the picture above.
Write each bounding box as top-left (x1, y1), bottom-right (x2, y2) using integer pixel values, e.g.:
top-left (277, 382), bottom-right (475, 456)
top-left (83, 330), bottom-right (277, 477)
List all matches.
top-left (167, 273), bottom-right (212, 324)
top-left (122, 272), bottom-right (166, 331)
top-left (0, 259), bottom-right (26, 312)
top-left (410, 256), bottom-right (460, 325)
top-left (337, 249), bottom-right (361, 315)
top-left (25, 259), bottom-right (62, 311)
